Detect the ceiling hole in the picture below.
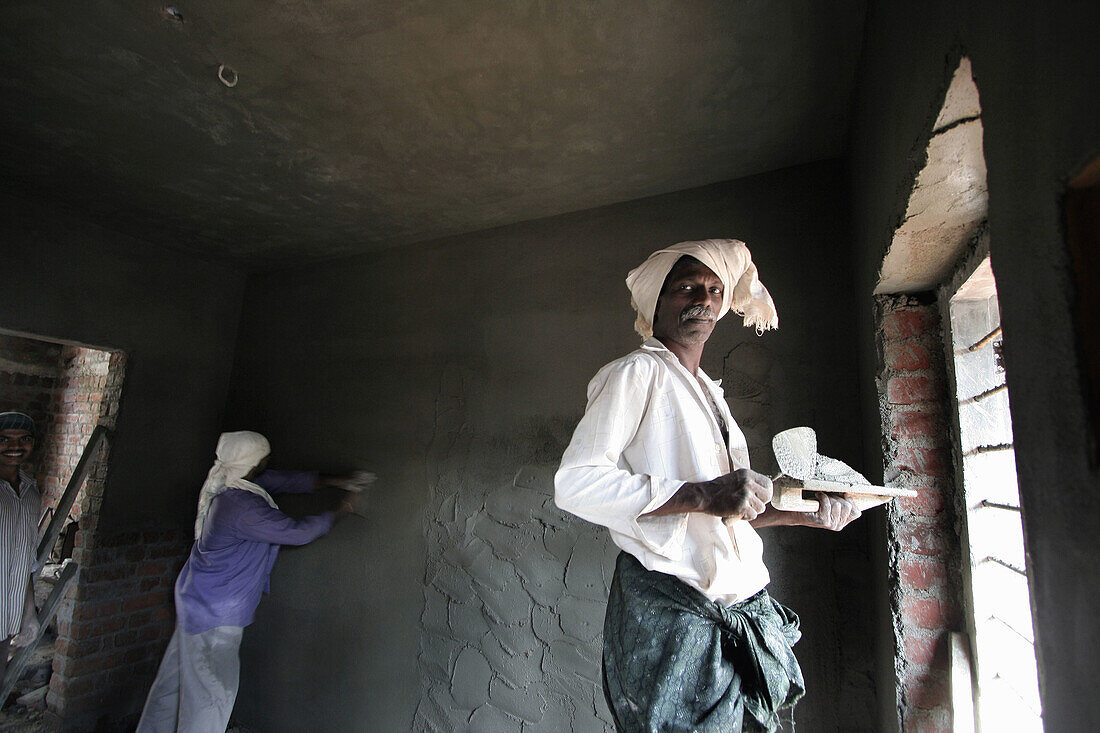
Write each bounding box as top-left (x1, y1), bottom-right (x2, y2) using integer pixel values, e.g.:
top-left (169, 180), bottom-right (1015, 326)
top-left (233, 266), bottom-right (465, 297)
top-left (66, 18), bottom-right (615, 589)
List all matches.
top-left (217, 64), bottom-right (238, 88)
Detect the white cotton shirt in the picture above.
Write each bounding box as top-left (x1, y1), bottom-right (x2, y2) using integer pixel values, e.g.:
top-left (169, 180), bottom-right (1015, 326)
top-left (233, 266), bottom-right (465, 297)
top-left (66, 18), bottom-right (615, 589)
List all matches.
top-left (555, 338), bottom-right (770, 606)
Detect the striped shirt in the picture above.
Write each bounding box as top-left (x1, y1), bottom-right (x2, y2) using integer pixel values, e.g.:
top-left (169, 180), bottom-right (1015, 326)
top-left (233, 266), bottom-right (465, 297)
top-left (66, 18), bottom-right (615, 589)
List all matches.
top-left (0, 470), bottom-right (39, 638)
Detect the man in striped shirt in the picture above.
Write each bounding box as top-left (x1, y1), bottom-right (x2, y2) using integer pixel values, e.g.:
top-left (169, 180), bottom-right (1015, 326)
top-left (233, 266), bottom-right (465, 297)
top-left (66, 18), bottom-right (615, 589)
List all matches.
top-left (0, 411), bottom-right (42, 687)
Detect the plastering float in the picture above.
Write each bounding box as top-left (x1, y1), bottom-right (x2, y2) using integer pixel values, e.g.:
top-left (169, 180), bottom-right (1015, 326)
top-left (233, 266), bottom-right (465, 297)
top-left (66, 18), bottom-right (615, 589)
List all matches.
top-left (769, 426), bottom-right (917, 512)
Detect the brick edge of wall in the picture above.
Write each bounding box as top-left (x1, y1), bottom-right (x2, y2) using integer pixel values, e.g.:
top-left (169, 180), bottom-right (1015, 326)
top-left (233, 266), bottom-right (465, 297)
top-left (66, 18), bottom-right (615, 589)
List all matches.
top-left (876, 295), bottom-right (965, 733)
top-left (47, 530), bottom-right (189, 730)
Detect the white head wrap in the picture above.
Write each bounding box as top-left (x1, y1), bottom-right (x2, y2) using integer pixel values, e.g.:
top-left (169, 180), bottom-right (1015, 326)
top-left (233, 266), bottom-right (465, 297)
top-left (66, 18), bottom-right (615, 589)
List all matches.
top-left (625, 238), bottom-right (779, 339)
top-left (194, 430), bottom-right (277, 540)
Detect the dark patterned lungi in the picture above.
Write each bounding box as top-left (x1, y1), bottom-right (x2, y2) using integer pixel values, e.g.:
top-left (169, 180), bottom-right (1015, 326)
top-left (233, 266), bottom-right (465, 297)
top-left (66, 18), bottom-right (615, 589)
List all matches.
top-left (603, 552), bottom-right (804, 732)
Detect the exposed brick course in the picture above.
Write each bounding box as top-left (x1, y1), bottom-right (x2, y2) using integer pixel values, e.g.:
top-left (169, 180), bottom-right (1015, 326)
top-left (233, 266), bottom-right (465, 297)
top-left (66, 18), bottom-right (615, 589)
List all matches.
top-left (902, 704), bottom-right (951, 733)
top-left (903, 634), bottom-right (942, 668)
top-left (889, 409), bottom-right (941, 439)
top-left (875, 295), bottom-right (964, 731)
top-left (894, 445), bottom-right (948, 477)
top-left (899, 556), bottom-right (947, 592)
top-left (48, 529), bottom-right (189, 726)
top-left (884, 340), bottom-right (933, 371)
top-left (0, 338), bottom-right (126, 533)
top-left (896, 485), bottom-right (946, 517)
top-left (882, 308), bottom-right (936, 340)
top-left (896, 517), bottom-right (954, 556)
top-left (901, 596), bottom-right (949, 630)
top-left (906, 670), bottom-right (950, 710)
top-left (887, 375), bottom-right (941, 405)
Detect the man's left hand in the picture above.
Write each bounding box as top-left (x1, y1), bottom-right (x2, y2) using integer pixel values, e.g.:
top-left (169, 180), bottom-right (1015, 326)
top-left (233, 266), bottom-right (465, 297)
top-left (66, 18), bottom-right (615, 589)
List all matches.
top-left (804, 493), bottom-right (862, 531)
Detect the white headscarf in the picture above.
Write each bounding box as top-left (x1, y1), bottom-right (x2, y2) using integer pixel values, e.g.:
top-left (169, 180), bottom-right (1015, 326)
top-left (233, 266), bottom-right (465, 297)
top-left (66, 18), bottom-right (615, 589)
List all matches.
top-left (194, 431), bottom-right (277, 540)
top-left (625, 238), bottom-right (779, 339)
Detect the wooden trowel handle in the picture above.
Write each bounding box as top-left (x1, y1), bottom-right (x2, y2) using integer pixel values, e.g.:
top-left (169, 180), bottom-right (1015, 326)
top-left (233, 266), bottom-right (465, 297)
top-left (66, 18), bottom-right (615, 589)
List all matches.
top-left (771, 476), bottom-right (918, 512)
top-left (794, 477), bottom-right (917, 497)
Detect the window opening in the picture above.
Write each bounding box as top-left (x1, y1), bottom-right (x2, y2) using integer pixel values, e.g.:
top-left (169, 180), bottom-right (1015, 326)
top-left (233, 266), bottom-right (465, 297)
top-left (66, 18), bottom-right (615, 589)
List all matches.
top-left (948, 259), bottom-right (1041, 732)
top-left (871, 55), bottom-right (1048, 731)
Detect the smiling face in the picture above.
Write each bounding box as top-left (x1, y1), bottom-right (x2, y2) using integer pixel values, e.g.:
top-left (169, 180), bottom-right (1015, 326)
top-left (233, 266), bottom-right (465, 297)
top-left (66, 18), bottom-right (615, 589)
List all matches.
top-left (0, 429), bottom-right (34, 472)
top-left (651, 256), bottom-right (725, 349)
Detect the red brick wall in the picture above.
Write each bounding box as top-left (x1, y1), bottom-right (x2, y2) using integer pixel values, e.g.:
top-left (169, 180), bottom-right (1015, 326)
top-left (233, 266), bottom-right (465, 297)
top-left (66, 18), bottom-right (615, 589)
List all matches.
top-left (38, 346), bottom-right (123, 528)
top-left (876, 295), bottom-right (964, 732)
top-left (49, 530), bottom-right (190, 727)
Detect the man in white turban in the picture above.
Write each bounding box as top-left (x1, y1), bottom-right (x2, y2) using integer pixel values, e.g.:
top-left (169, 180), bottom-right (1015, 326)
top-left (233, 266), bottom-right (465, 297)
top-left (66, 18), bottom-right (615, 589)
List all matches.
top-left (556, 239), bottom-right (861, 732)
top-left (137, 431), bottom-right (370, 733)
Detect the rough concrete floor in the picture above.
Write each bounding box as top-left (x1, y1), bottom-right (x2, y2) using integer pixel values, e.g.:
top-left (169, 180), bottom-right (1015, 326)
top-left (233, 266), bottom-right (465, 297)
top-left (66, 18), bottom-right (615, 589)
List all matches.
top-left (3, 570), bottom-right (63, 733)
top-left (1, 634), bottom-right (56, 733)
top-left (0, 707), bottom-right (59, 733)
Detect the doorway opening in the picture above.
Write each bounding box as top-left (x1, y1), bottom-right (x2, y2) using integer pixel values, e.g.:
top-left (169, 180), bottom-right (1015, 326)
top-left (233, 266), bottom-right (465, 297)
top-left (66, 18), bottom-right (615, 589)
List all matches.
top-left (0, 329), bottom-right (126, 722)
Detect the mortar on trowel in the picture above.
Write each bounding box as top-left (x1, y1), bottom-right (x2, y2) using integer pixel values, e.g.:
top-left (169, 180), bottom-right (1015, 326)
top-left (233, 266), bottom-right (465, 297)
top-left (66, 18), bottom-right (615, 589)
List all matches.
top-left (768, 427), bottom-right (917, 512)
top-left (340, 470), bottom-right (375, 516)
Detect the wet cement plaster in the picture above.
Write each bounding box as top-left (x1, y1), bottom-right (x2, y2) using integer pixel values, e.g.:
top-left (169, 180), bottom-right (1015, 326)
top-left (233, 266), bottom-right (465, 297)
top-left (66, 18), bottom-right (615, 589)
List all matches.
top-left (410, 350), bottom-right (612, 731)
top-left (415, 457), bottom-right (618, 731)
top-left (721, 339), bottom-right (777, 469)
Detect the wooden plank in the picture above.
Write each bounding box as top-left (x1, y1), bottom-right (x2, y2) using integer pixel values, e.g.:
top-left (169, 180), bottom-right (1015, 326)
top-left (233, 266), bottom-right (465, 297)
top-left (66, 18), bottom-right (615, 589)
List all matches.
top-left (771, 476), bottom-right (918, 512)
top-left (1, 562), bottom-right (79, 707)
top-left (34, 425), bottom-right (109, 572)
top-left (950, 631), bottom-right (977, 733)
top-left (790, 477), bottom-right (918, 497)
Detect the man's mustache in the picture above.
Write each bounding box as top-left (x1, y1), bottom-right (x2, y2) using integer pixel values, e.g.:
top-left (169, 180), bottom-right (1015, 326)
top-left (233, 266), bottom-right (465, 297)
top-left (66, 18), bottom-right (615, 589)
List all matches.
top-left (680, 305), bottom-right (715, 323)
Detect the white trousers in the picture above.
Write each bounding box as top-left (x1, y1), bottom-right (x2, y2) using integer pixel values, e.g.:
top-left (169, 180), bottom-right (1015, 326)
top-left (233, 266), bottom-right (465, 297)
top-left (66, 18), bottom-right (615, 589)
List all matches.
top-left (136, 624), bottom-right (245, 733)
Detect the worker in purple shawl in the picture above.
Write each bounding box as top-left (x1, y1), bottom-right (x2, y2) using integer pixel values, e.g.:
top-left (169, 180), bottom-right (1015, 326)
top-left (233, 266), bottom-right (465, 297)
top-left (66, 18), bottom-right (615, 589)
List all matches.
top-left (137, 431), bottom-right (371, 733)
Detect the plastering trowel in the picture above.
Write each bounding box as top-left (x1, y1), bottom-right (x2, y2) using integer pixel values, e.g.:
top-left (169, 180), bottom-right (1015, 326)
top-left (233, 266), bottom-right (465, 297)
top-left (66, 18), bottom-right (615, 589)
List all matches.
top-left (769, 426), bottom-right (917, 512)
top-left (340, 470), bottom-right (375, 516)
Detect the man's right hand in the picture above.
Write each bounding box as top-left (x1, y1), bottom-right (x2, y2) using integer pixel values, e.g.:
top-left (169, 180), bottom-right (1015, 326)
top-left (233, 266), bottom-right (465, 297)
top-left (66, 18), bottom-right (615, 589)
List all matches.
top-left (641, 468), bottom-right (773, 521)
top-left (689, 468), bottom-right (773, 521)
top-left (697, 468), bottom-right (773, 521)
top-left (335, 489), bottom-right (369, 520)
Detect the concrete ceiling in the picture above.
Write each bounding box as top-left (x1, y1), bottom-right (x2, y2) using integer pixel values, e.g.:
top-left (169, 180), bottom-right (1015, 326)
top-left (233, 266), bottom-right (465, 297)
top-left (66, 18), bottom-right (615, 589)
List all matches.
top-left (1, 1), bottom-right (866, 268)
